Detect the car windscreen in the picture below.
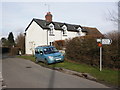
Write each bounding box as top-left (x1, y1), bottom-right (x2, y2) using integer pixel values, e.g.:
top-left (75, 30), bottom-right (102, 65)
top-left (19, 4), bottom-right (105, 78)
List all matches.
top-left (43, 47), bottom-right (58, 54)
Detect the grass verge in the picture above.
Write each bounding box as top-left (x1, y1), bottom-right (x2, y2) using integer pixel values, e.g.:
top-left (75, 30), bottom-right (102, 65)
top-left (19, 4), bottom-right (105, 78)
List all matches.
top-left (17, 55), bottom-right (119, 87)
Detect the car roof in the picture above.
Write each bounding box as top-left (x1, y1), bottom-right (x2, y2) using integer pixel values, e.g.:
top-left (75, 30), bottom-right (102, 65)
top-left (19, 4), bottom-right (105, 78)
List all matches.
top-left (35, 45), bottom-right (54, 49)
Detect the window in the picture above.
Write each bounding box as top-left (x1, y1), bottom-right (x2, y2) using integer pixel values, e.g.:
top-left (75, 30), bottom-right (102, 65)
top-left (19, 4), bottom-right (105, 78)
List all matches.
top-left (62, 25), bottom-right (67, 36)
top-left (43, 47), bottom-right (58, 54)
top-left (77, 27), bottom-right (82, 32)
top-left (49, 23), bottom-right (55, 36)
top-left (63, 30), bottom-right (67, 35)
top-left (77, 27), bottom-right (82, 36)
top-left (49, 28), bottom-right (54, 35)
top-left (50, 42), bottom-right (52, 46)
top-left (35, 49), bottom-right (39, 54)
top-left (49, 42), bottom-right (54, 46)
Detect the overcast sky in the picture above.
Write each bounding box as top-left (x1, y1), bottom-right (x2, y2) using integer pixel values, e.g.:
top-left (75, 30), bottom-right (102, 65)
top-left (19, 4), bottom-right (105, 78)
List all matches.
top-left (0, 0), bottom-right (118, 39)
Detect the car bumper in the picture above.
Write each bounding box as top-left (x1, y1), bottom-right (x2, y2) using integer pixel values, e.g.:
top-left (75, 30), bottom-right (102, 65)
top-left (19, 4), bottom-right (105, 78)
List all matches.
top-left (48, 58), bottom-right (64, 64)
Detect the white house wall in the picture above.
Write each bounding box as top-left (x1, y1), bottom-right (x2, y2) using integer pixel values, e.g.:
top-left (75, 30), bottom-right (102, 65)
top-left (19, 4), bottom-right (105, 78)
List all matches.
top-left (67, 31), bottom-right (77, 39)
top-left (80, 32), bottom-right (86, 36)
top-left (25, 22), bottom-right (86, 54)
top-left (25, 21), bottom-right (47, 54)
top-left (55, 30), bottom-right (62, 40)
top-left (48, 30), bottom-right (78, 42)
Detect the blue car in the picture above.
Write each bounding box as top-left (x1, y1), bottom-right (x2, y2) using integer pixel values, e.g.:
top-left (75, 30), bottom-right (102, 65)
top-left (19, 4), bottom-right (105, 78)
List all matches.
top-left (35, 46), bottom-right (64, 64)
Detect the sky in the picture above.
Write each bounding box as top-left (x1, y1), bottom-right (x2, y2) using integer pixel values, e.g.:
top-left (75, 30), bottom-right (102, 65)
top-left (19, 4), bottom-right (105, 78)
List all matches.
top-left (0, 0), bottom-right (118, 39)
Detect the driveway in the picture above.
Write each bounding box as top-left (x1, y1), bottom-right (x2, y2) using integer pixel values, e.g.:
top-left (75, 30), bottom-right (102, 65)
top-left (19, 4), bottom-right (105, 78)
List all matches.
top-left (2, 56), bottom-right (109, 88)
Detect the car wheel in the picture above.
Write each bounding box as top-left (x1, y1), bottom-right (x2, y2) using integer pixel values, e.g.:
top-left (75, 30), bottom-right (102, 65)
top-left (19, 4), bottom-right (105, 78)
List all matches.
top-left (45, 59), bottom-right (49, 65)
top-left (35, 57), bottom-right (39, 63)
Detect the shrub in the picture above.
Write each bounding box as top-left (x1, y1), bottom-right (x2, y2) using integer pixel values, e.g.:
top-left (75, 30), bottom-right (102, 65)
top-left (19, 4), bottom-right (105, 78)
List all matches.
top-left (103, 31), bottom-right (120, 69)
top-left (15, 33), bottom-right (25, 54)
top-left (53, 40), bottom-right (65, 50)
top-left (65, 32), bottom-right (119, 69)
top-left (9, 47), bottom-right (19, 55)
top-left (66, 36), bottom-right (99, 66)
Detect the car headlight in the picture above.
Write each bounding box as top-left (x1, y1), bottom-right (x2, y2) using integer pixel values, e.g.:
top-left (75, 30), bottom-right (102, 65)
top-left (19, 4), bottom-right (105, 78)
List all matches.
top-left (61, 53), bottom-right (64, 56)
top-left (48, 56), bottom-right (54, 60)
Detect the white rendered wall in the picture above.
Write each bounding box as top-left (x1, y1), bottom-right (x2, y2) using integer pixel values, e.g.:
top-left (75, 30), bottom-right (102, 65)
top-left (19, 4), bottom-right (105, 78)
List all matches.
top-left (25, 21), bottom-right (47, 54)
top-left (61, 31), bottom-right (77, 40)
top-left (80, 32), bottom-right (86, 36)
top-left (25, 21), bottom-right (86, 54)
top-left (54, 30), bottom-right (62, 40)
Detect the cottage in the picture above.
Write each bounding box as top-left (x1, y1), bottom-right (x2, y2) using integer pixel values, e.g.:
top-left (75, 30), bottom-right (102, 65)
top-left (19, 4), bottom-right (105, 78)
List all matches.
top-left (25, 12), bottom-right (102, 55)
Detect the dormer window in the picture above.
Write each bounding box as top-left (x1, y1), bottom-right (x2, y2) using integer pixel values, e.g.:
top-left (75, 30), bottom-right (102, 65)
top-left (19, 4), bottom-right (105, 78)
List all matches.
top-left (62, 25), bottom-right (67, 36)
top-left (49, 23), bottom-right (55, 36)
top-left (77, 27), bottom-right (86, 36)
top-left (77, 27), bottom-right (82, 35)
top-left (77, 27), bottom-right (82, 32)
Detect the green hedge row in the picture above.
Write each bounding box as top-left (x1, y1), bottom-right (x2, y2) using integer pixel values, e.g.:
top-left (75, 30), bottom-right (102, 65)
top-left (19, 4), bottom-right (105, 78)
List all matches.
top-left (65, 35), bottom-right (119, 69)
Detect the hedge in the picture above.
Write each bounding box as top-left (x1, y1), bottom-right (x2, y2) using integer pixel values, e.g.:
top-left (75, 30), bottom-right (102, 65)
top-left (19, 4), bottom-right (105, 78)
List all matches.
top-left (65, 35), bottom-right (119, 69)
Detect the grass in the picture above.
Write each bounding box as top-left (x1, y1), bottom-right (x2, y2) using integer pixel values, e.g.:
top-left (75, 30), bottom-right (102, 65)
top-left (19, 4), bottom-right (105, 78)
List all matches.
top-left (17, 55), bottom-right (119, 87)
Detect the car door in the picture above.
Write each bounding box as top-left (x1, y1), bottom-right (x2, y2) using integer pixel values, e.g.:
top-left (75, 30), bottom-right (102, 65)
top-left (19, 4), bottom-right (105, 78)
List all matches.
top-left (35, 48), bottom-right (40, 60)
top-left (37, 50), bottom-right (45, 62)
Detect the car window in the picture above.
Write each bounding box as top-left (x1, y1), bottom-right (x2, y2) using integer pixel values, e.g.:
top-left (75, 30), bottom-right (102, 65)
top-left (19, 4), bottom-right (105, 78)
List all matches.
top-left (43, 47), bottom-right (58, 54)
top-left (35, 49), bottom-right (39, 54)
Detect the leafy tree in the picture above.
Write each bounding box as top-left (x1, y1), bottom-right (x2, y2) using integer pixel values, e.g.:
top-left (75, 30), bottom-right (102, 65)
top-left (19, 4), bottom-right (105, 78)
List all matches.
top-left (103, 31), bottom-right (120, 68)
top-left (1, 37), bottom-right (8, 46)
top-left (15, 33), bottom-right (25, 54)
top-left (7, 32), bottom-right (15, 47)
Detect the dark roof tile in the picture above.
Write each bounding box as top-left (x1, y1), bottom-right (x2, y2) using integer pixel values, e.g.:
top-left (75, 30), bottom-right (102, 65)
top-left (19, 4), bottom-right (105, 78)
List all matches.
top-left (25, 18), bottom-right (102, 36)
top-left (82, 27), bottom-right (103, 36)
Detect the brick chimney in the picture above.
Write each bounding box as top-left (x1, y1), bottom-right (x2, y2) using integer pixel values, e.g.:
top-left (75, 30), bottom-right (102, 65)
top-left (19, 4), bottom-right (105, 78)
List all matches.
top-left (45, 12), bottom-right (52, 22)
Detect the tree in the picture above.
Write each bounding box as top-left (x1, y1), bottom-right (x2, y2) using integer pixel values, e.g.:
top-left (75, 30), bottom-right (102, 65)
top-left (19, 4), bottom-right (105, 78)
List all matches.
top-left (1, 37), bottom-right (8, 46)
top-left (107, 2), bottom-right (119, 26)
top-left (15, 33), bottom-right (25, 54)
top-left (7, 32), bottom-right (15, 47)
top-left (103, 31), bottom-right (120, 68)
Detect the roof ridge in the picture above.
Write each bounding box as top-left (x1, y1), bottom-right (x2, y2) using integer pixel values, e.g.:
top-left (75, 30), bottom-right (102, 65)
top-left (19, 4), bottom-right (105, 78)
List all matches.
top-left (33, 18), bottom-right (81, 26)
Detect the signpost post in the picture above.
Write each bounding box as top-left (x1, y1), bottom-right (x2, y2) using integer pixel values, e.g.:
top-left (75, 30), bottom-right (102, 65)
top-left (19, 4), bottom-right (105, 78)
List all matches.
top-left (100, 46), bottom-right (102, 71)
top-left (96, 38), bottom-right (112, 71)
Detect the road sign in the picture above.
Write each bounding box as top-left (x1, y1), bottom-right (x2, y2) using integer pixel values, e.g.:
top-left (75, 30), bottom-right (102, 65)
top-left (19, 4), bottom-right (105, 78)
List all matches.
top-left (96, 38), bottom-right (112, 71)
top-left (96, 39), bottom-right (101, 42)
top-left (98, 43), bottom-right (102, 47)
top-left (102, 39), bottom-right (112, 45)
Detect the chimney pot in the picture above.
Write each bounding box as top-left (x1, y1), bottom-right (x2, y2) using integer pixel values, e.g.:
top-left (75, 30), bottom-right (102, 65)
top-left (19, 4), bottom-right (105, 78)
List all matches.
top-left (45, 12), bottom-right (52, 22)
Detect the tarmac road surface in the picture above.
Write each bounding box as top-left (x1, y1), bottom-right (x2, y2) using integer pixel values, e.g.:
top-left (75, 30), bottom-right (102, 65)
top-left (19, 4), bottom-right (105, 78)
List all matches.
top-left (2, 56), bottom-right (109, 88)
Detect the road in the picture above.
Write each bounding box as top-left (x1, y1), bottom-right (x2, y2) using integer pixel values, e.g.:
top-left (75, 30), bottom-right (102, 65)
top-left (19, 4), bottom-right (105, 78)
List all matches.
top-left (0, 52), bottom-right (2, 89)
top-left (2, 56), bottom-right (109, 88)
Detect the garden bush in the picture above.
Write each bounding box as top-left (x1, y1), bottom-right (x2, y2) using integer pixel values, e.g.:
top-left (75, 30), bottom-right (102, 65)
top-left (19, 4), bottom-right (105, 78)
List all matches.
top-left (53, 40), bottom-right (65, 50)
top-left (65, 33), bottom-right (119, 69)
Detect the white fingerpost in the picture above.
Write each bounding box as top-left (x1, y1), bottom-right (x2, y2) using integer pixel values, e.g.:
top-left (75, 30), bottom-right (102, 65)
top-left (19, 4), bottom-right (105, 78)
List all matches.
top-left (100, 46), bottom-right (102, 71)
top-left (97, 38), bottom-right (112, 71)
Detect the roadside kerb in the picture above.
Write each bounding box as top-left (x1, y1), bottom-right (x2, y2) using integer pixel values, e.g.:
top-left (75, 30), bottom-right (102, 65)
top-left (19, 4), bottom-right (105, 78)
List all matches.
top-left (0, 72), bottom-right (6, 90)
top-left (0, 72), bottom-right (3, 89)
top-left (52, 67), bottom-right (97, 81)
top-left (35, 63), bottom-right (97, 81)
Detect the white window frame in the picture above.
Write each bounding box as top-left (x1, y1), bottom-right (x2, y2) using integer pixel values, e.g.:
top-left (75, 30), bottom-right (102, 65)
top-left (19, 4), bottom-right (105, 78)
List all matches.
top-left (77, 27), bottom-right (82, 36)
top-left (62, 25), bottom-right (67, 36)
top-left (49, 23), bottom-right (55, 36)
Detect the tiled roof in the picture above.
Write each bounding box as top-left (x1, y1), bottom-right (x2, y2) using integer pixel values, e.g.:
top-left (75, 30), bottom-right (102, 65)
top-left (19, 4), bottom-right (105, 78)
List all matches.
top-left (25, 18), bottom-right (83, 32)
top-left (82, 27), bottom-right (103, 37)
top-left (25, 18), bottom-right (103, 36)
